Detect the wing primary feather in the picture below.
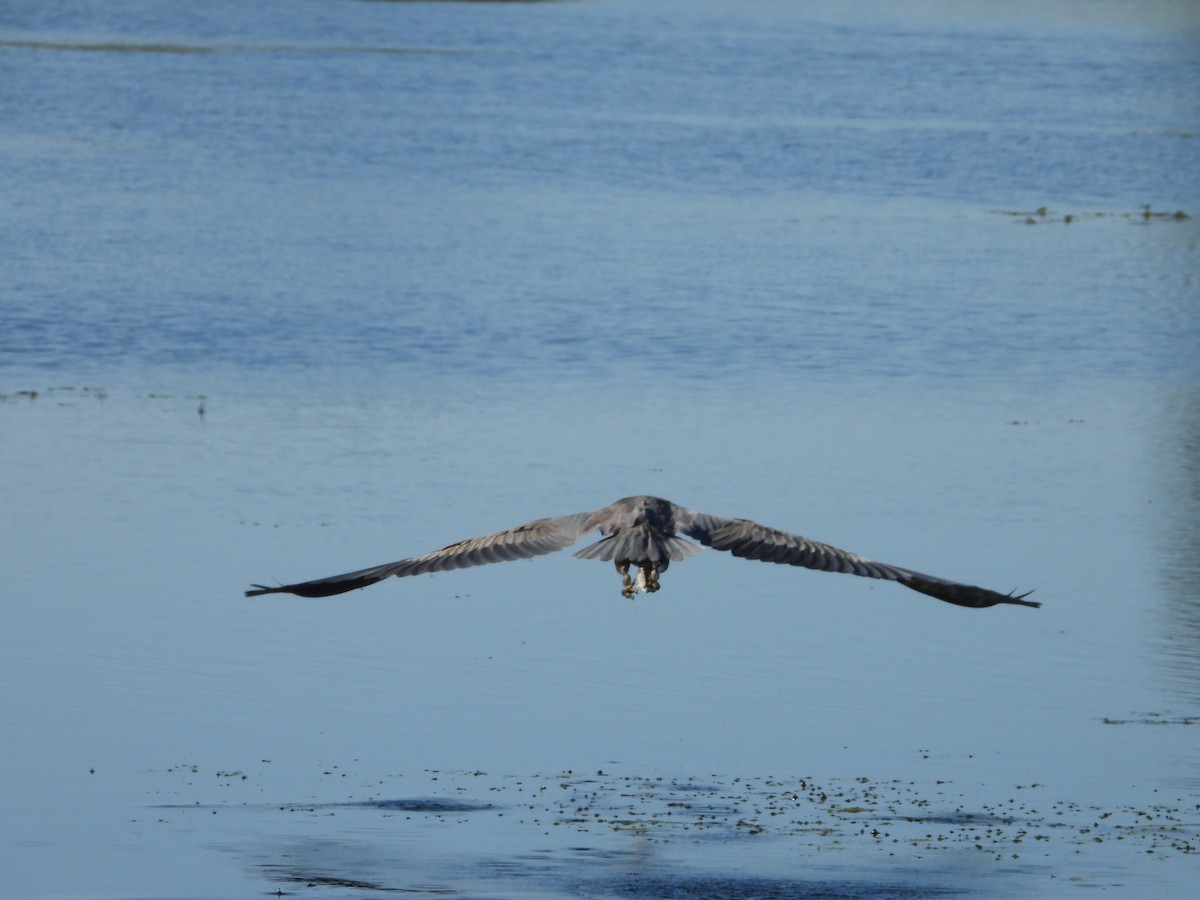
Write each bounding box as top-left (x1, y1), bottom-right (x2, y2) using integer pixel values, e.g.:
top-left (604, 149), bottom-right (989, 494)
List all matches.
top-left (245, 511), bottom-right (593, 598)
top-left (681, 510), bottom-right (1037, 609)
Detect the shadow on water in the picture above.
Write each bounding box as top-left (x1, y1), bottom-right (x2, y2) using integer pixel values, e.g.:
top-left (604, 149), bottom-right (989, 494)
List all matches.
top-left (585, 875), bottom-right (962, 900)
top-left (258, 836), bottom-right (967, 900)
top-left (1154, 389), bottom-right (1200, 714)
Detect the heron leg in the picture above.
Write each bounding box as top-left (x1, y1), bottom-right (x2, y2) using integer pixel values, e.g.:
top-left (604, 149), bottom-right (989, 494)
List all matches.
top-left (617, 561), bottom-right (636, 598)
top-left (640, 564), bottom-right (661, 593)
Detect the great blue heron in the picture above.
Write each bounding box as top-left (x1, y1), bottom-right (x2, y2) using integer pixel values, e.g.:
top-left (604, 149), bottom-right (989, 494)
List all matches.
top-left (246, 495), bottom-right (1037, 609)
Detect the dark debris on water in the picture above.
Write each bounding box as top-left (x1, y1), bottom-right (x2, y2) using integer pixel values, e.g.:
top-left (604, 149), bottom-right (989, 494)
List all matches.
top-left (148, 763), bottom-right (1199, 861)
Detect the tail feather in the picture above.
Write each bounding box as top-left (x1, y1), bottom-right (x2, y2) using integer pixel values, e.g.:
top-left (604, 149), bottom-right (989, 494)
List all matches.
top-left (574, 530), bottom-right (702, 563)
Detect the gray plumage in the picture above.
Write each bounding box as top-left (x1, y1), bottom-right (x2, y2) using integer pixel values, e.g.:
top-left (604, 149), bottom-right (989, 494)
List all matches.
top-left (246, 495), bottom-right (1038, 609)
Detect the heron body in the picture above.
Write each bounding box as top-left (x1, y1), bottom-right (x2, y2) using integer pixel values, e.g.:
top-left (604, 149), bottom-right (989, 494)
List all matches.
top-left (246, 495), bottom-right (1038, 609)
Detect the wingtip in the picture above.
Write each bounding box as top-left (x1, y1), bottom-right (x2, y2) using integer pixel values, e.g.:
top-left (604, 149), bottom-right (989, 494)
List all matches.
top-left (1009, 589), bottom-right (1040, 609)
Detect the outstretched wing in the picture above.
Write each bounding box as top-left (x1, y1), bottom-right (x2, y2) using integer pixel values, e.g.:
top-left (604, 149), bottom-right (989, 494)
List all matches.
top-left (680, 511), bottom-right (1038, 609)
top-left (246, 512), bottom-right (595, 598)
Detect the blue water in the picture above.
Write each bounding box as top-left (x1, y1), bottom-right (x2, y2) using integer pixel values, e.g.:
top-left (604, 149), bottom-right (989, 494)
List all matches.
top-left (1, 1), bottom-right (1198, 897)
top-left (2, 0), bottom-right (1197, 386)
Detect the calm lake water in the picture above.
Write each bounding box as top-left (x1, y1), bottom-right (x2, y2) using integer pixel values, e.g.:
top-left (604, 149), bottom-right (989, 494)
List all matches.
top-left (2, 1), bottom-right (1198, 897)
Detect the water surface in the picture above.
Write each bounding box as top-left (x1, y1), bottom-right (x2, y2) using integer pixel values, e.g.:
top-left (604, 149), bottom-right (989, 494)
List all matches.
top-left (1, 0), bottom-right (1198, 897)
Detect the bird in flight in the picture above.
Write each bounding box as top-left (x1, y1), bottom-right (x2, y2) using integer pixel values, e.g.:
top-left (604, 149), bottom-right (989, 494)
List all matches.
top-left (246, 495), bottom-right (1037, 609)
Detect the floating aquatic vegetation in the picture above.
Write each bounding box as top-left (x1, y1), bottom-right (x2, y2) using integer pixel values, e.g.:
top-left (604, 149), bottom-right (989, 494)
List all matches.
top-left (991, 205), bottom-right (1191, 225)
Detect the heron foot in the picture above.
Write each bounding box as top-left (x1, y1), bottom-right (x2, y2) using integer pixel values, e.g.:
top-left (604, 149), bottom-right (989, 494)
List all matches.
top-left (616, 561), bottom-right (661, 598)
top-left (618, 561), bottom-right (636, 598)
top-left (633, 564), bottom-right (661, 594)
top-left (642, 564), bottom-right (661, 592)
